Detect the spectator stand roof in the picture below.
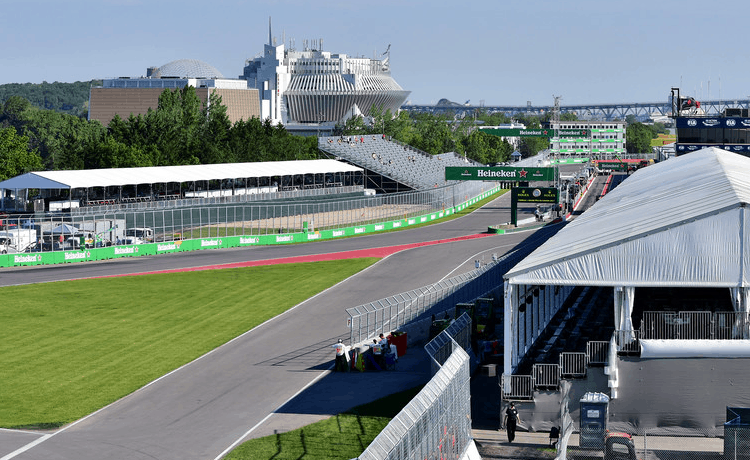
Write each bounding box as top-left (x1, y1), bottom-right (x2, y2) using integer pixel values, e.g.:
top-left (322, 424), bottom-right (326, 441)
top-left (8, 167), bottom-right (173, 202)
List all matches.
top-left (504, 147), bottom-right (750, 289)
top-left (0, 160), bottom-right (363, 190)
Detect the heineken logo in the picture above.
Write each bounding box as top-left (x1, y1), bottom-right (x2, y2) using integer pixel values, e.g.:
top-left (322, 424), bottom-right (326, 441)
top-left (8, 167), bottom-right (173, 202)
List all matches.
top-left (14, 254), bottom-right (40, 263)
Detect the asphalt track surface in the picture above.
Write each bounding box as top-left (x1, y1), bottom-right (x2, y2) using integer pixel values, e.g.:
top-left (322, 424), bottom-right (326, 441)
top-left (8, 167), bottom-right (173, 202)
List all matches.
top-left (0, 191), bottom-right (558, 460)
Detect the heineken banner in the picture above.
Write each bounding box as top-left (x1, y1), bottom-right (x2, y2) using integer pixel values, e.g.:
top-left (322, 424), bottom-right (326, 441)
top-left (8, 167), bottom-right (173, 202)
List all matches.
top-left (445, 166), bottom-right (555, 182)
top-left (479, 128), bottom-right (589, 138)
top-left (512, 187), bottom-right (559, 203)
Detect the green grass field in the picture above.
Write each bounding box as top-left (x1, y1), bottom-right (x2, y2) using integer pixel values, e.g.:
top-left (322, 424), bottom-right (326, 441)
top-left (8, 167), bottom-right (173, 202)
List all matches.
top-left (224, 386), bottom-right (424, 460)
top-left (0, 258), bottom-right (378, 429)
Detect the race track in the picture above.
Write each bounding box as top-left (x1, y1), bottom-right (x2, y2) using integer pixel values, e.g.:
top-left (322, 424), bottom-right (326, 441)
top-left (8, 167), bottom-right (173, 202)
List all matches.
top-left (0, 192), bottom-right (549, 460)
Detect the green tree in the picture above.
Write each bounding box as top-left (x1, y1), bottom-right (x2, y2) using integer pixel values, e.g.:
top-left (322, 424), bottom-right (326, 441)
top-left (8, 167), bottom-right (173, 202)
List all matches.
top-left (0, 127), bottom-right (43, 180)
top-left (517, 120), bottom-right (549, 158)
top-left (2, 96), bottom-right (31, 128)
top-left (626, 122), bottom-right (654, 153)
top-left (197, 91), bottom-right (232, 164)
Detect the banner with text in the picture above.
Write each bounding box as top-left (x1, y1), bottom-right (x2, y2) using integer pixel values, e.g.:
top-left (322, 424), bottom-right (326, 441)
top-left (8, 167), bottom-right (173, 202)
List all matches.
top-left (445, 166), bottom-right (555, 182)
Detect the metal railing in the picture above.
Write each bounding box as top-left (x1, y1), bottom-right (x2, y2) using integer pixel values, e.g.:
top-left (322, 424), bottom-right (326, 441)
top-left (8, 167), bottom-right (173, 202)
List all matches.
top-left (559, 352), bottom-right (587, 378)
top-left (641, 311), bottom-right (750, 340)
top-left (357, 331), bottom-right (472, 460)
top-left (501, 374), bottom-right (534, 400)
top-left (347, 254), bottom-right (503, 345)
top-left (347, 225), bottom-right (563, 346)
top-left (2, 181), bottom-right (494, 254)
top-left (532, 363), bottom-right (560, 389)
top-left (613, 329), bottom-right (641, 354)
top-left (424, 313), bottom-right (473, 375)
top-left (613, 311), bottom-right (750, 355)
top-left (586, 340), bottom-right (610, 365)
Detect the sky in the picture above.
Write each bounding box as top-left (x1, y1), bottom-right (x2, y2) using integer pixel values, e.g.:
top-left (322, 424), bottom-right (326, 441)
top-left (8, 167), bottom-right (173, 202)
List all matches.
top-left (2, 0), bottom-right (749, 107)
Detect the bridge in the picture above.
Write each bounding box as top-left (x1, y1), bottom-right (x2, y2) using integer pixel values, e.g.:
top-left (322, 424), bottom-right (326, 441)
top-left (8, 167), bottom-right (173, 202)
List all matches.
top-left (401, 98), bottom-right (750, 121)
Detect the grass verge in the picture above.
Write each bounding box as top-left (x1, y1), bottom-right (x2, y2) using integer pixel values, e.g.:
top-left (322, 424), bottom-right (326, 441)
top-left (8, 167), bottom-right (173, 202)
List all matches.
top-left (0, 258), bottom-right (379, 429)
top-left (224, 385), bottom-right (424, 460)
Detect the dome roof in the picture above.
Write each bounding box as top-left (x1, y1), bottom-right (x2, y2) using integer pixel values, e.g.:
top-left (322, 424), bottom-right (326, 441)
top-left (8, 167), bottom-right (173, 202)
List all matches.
top-left (152, 59), bottom-right (224, 79)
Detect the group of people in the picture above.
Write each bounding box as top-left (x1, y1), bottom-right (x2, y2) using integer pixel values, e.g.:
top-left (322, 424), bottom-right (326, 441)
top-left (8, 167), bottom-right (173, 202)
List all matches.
top-left (332, 333), bottom-right (397, 372)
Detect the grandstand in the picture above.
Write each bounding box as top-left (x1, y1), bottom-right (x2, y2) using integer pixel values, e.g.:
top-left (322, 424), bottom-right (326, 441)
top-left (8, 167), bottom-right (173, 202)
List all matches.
top-left (318, 135), bottom-right (480, 192)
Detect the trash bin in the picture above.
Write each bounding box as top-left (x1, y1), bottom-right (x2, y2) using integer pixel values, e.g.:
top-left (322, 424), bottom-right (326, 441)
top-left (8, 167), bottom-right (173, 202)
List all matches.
top-left (389, 332), bottom-right (407, 357)
top-left (579, 392), bottom-right (609, 449)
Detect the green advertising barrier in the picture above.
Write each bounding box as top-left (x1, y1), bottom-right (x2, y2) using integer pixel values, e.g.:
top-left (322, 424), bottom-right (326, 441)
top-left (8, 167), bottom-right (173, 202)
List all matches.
top-left (0, 187), bottom-right (501, 268)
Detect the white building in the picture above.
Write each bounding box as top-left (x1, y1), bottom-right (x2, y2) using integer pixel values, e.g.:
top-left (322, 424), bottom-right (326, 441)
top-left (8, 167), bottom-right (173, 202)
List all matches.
top-left (241, 20), bottom-right (410, 129)
top-left (548, 120), bottom-right (627, 158)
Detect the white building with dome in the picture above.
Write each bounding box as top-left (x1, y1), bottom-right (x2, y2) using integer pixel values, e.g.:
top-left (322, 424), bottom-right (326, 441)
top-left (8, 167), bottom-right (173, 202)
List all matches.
top-left (89, 59), bottom-right (260, 126)
top-left (241, 20), bottom-right (410, 130)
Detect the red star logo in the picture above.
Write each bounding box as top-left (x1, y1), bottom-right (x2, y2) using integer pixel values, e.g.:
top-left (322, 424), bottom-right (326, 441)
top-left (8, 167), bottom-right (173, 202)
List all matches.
top-left (519, 169), bottom-right (528, 178)
top-left (543, 130), bottom-right (548, 135)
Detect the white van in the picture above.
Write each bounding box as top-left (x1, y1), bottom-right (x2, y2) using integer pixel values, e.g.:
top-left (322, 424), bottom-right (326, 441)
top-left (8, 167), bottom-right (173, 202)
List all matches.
top-left (124, 228), bottom-right (154, 245)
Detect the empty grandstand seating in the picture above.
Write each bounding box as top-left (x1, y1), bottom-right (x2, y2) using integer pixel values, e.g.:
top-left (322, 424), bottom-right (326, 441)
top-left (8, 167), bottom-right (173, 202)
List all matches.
top-left (319, 135), bottom-right (480, 190)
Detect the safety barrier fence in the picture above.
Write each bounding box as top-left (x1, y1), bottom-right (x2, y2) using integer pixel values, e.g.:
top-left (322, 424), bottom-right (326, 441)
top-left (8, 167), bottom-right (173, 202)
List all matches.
top-left (641, 310), bottom-right (750, 340)
top-left (346, 225), bottom-right (563, 346)
top-left (532, 363), bottom-right (560, 389)
top-left (0, 182), bottom-right (500, 268)
top-left (613, 311), bottom-right (750, 355)
top-left (559, 352), bottom-right (587, 378)
top-left (503, 340), bottom-right (610, 399)
top-left (561, 427), bottom-right (730, 460)
top-left (586, 340), bottom-right (609, 365)
top-left (72, 185), bottom-right (366, 214)
top-left (356, 328), bottom-right (472, 460)
top-left (424, 313), bottom-right (473, 375)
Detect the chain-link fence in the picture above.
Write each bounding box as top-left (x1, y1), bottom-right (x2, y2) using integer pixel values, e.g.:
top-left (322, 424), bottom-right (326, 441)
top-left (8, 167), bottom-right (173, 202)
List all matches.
top-left (424, 313), bottom-right (473, 375)
top-left (347, 225), bottom-right (564, 347)
top-left (357, 319), bottom-right (472, 460)
top-left (561, 427), bottom-right (729, 460)
top-left (1, 181), bottom-right (493, 253)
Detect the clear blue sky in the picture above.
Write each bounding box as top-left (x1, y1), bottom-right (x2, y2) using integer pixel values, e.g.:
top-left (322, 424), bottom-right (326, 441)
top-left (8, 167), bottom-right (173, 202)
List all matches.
top-left (2, 0), bottom-right (749, 106)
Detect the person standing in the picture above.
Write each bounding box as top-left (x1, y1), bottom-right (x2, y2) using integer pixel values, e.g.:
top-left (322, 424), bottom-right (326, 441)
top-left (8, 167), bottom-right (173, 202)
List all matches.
top-left (332, 339), bottom-right (348, 372)
top-left (503, 402), bottom-right (521, 443)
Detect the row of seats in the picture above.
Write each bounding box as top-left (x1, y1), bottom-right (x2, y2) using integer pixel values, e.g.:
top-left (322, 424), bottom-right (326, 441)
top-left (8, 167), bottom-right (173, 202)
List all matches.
top-left (319, 136), bottom-right (476, 189)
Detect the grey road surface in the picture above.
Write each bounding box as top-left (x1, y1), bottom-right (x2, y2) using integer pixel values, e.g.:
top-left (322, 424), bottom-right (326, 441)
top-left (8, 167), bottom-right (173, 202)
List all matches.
top-left (0, 191), bottom-right (553, 460)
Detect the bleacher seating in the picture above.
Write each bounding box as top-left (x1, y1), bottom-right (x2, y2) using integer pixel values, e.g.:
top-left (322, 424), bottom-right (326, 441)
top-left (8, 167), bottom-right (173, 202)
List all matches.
top-left (318, 135), bottom-right (479, 190)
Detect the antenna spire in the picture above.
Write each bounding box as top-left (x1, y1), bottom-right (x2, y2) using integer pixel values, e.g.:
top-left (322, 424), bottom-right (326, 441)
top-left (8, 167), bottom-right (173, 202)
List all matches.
top-left (268, 17), bottom-right (272, 46)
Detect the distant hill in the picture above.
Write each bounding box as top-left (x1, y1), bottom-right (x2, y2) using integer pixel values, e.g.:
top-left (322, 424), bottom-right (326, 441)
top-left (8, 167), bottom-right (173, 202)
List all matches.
top-left (0, 80), bottom-right (102, 118)
top-left (435, 98), bottom-right (466, 107)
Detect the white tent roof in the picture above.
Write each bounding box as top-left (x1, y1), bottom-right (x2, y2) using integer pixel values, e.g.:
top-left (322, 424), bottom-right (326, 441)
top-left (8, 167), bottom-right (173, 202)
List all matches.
top-left (505, 147), bottom-right (750, 288)
top-left (0, 159), bottom-right (362, 190)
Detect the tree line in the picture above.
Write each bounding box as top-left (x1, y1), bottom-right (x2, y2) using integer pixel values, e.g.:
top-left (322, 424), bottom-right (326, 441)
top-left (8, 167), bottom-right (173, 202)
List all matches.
top-left (0, 87), bottom-right (319, 181)
top-left (0, 84), bottom-right (572, 183)
top-left (0, 80), bottom-right (99, 118)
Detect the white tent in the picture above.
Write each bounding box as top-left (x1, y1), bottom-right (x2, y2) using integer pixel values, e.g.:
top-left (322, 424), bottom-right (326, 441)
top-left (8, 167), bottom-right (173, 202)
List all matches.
top-left (502, 147), bottom-right (750, 375)
top-left (0, 159), bottom-right (362, 190)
